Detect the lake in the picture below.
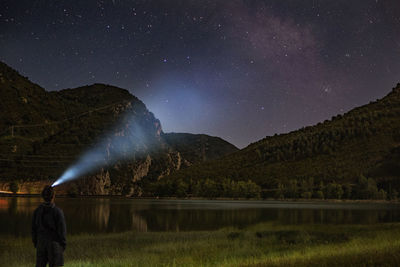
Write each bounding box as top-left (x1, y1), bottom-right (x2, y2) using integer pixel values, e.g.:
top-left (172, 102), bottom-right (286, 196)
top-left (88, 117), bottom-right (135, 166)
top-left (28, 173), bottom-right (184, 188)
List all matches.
top-left (1, 197), bottom-right (400, 237)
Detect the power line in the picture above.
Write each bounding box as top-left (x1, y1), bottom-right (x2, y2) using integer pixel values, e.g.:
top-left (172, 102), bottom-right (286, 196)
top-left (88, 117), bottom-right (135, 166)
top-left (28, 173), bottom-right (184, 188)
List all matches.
top-left (0, 158), bottom-right (104, 163)
top-left (14, 100), bottom-right (129, 128)
top-left (1, 100), bottom-right (130, 137)
top-left (0, 159), bottom-right (70, 163)
top-left (0, 164), bottom-right (64, 168)
top-left (0, 153), bottom-right (76, 158)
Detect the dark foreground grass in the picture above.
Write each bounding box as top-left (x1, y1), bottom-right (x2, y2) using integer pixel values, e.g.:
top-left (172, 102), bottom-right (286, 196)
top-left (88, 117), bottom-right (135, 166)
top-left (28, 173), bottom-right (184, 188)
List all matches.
top-left (1, 223), bottom-right (400, 267)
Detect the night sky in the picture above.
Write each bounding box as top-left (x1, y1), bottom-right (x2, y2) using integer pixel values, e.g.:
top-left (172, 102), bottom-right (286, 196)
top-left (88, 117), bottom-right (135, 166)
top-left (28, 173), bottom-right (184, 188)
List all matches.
top-left (1, 0), bottom-right (399, 148)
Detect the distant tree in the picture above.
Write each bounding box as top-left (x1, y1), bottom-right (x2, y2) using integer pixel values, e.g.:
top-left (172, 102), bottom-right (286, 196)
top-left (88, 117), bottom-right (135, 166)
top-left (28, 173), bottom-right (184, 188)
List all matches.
top-left (255, 148), bottom-right (262, 159)
top-left (326, 183), bottom-right (335, 199)
top-left (377, 189), bottom-right (387, 200)
top-left (286, 179), bottom-right (298, 199)
top-left (321, 144), bottom-right (331, 154)
top-left (9, 181), bottom-right (19, 194)
top-left (300, 178), bottom-right (314, 199)
top-left (175, 180), bottom-right (188, 198)
top-left (343, 183), bottom-right (352, 199)
top-left (313, 181), bottom-right (325, 199)
top-left (389, 188), bottom-right (398, 200)
top-left (314, 190), bottom-right (324, 199)
top-left (158, 180), bottom-right (175, 197)
top-left (336, 184), bottom-right (344, 199)
top-left (275, 183), bottom-right (285, 199)
top-left (355, 176), bottom-right (380, 199)
top-left (276, 150), bottom-right (284, 161)
top-left (299, 179), bottom-right (309, 197)
top-left (301, 191), bottom-right (312, 199)
top-left (355, 175), bottom-right (369, 199)
top-left (190, 181), bottom-right (199, 196)
top-left (367, 178), bottom-right (379, 199)
top-left (244, 180), bottom-right (261, 198)
top-left (202, 179), bottom-right (218, 197)
top-left (307, 177), bottom-right (315, 191)
top-left (221, 178), bottom-right (232, 197)
top-left (236, 181), bottom-right (247, 198)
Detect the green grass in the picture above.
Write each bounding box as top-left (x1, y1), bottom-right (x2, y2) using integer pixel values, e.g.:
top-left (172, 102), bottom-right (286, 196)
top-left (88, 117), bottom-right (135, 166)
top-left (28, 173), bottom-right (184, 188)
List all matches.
top-left (2, 223), bottom-right (400, 267)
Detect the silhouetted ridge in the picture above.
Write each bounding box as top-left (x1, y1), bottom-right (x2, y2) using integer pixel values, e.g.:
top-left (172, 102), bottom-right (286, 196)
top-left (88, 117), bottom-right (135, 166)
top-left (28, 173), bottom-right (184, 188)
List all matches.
top-left (0, 61), bottom-right (238, 196)
top-left (160, 83), bottom-right (400, 199)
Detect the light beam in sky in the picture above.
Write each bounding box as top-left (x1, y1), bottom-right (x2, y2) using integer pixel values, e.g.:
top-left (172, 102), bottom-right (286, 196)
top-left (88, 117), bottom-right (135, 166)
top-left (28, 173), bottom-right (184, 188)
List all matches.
top-left (52, 113), bottom-right (154, 187)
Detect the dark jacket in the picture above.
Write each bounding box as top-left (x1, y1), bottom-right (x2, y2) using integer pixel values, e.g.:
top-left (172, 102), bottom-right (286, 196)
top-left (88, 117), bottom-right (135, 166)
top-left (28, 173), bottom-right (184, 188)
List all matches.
top-left (32, 202), bottom-right (67, 250)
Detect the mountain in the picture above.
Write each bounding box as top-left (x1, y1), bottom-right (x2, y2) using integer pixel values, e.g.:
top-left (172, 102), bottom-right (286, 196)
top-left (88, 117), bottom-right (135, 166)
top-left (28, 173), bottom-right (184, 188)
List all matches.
top-left (159, 84), bottom-right (400, 199)
top-left (162, 133), bottom-right (238, 163)
top-left (2, 60), bottom-right (399, 200)
top-left (0, 61), bottom-right (238, 195)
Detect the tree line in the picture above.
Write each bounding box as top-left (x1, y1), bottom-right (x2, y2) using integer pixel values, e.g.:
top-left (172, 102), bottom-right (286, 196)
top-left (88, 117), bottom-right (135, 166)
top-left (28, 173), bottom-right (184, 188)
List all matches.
top-left (141, 175), bottom-right (397, 200)
top-left (272, 176), bottom-right (397, 200)
top-left (146, 178), bottom-right (261, 198)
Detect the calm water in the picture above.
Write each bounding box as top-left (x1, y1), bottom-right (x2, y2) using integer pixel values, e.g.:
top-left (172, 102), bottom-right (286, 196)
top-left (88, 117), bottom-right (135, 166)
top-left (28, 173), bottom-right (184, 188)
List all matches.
top-left (1, 197), bottom-right (400, 237)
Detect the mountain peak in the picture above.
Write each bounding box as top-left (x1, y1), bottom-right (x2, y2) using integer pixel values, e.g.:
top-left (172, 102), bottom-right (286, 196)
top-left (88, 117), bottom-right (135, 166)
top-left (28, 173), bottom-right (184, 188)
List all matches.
top-left (163, 83), bottom-right (400, 197)
top-left (0, 62), bottom-right (238, 196)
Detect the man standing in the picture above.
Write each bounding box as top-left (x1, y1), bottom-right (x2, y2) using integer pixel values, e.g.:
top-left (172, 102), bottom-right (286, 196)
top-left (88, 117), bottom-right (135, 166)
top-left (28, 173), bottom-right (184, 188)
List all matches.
top-left (32, 185), bottom-right (67, 267)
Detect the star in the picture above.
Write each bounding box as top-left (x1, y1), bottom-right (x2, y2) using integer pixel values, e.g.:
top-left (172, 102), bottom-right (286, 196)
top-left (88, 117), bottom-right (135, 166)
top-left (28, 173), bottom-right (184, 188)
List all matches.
top-left (0, 0), bottom-right (398, 148)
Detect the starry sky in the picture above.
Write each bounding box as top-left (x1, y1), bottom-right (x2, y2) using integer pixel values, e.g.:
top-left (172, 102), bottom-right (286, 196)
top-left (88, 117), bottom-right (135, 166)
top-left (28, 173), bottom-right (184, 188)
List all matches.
top-left (1, 0), bottom-right (400, 148)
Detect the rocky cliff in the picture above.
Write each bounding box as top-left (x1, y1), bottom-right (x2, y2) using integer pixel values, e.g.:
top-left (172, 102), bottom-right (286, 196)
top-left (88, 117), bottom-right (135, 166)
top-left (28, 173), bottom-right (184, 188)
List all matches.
top-left (0, 61), bottom-right (238, 195)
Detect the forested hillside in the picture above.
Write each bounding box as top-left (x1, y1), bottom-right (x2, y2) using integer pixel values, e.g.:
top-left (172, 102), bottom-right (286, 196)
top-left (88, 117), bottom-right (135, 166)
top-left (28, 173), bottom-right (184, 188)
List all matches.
top-left (156, 84), bottom-right (400, 200)
top-left (0, 62), bottom-right (237, 195)
top-left (1, 60), bottom-right (399, 200)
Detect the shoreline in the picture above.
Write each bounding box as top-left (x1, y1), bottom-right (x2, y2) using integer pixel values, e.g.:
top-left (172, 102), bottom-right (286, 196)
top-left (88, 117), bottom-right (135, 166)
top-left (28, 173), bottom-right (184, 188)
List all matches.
top-left (1, 192), bottom-right (399, 204)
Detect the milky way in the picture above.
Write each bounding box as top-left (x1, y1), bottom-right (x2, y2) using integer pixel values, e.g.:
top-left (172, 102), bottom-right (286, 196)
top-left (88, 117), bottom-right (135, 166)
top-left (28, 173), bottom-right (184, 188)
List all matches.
top-left (1, 0), bottom-right (399, 148)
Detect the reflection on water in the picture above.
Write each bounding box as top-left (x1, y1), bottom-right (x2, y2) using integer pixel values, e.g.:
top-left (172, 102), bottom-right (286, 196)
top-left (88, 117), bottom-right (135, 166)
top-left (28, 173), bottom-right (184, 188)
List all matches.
top-left (1, 197), bottom-right (400, 237)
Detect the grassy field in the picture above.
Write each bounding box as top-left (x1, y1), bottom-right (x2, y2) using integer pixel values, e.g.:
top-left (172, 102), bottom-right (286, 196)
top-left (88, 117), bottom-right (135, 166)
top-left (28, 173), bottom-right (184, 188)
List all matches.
top-left (1, 223), bottom-right (400, 267)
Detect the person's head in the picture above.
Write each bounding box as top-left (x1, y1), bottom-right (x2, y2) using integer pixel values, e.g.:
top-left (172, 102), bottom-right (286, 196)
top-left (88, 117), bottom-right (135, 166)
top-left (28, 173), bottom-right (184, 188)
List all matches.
top-left (41, 185), bottom-right (55, 203)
